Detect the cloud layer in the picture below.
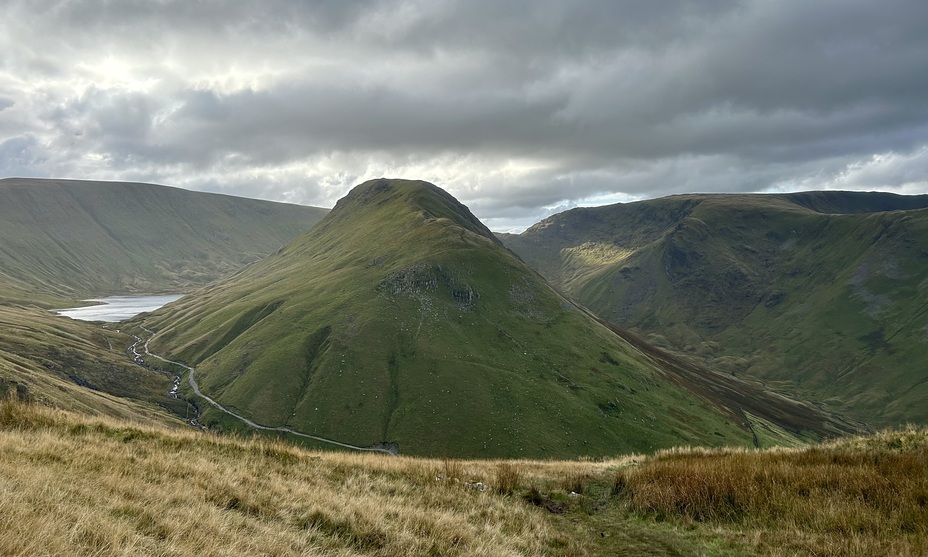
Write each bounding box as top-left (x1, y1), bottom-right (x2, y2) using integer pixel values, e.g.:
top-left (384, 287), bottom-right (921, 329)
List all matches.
top-left (2, 0), bottom-right (927, 229)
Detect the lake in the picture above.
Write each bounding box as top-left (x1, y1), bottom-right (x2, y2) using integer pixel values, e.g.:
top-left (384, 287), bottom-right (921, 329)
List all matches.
top-left (56, 294), bottom-right (184, 322)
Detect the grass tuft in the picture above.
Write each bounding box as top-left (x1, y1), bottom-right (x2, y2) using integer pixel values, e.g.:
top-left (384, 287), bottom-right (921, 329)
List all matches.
top-left (494, 462), bottom-right (522, 495)
top-left (621, 432), bottom-right (928, 554)
top-left (441, 458), bottom-right (465, 481)
top-left (559, 472), bottom-right (590, 494)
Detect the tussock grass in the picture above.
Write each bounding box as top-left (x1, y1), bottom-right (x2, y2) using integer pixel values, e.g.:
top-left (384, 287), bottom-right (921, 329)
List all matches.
top-left (0, 398), bottom-right (578, 556)
top-left (2, 397), bottom-right (926, 556)
top-left (621, 428), bottom-right (928, 555)
top-left (494, 462), bottom-right (522, 495)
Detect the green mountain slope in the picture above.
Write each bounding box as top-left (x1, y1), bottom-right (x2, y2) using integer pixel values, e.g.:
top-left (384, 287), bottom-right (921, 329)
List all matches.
top-left (0, 178), bottom-right (327, 306)
top-left (502, 191), bottom-right (928, 427)
top-left (142, 180), bottom-right (856, 458)
top-left (0, 304), bottom-right (185, 427)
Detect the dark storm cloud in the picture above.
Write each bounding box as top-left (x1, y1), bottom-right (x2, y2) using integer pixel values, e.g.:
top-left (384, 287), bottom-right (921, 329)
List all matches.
top-left (164, 84), bottom-right (569, 163)
top-left (1, 0), bottom-right (927, 229)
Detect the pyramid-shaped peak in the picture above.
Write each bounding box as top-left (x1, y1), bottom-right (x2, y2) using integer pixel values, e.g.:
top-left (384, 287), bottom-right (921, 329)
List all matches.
top-left (329, 178), bottom-right (501, 246)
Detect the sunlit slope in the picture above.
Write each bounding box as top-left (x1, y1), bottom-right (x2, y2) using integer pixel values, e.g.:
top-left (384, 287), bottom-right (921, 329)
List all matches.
top-left (0, 178), bottom-right (327, 306)
top-left (144, 179), bottom-right (821, 458)
top-left (503, 191), bottom-right (928, 426)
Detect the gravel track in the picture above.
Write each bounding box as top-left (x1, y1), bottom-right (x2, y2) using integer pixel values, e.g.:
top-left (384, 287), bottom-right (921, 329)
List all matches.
top-left (140, 327), bottom-right (397, 455)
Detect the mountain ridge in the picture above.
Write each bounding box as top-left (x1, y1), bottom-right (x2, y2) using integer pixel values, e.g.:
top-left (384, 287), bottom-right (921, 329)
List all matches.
top-left (502, 190), bottom-right (928, 427)
top-left (0, 178), bottom-right (328, 306)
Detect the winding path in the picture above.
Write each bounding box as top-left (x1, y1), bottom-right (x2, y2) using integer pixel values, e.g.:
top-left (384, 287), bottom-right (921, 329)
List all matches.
top-left (140, 327), bottom-right (396, 455)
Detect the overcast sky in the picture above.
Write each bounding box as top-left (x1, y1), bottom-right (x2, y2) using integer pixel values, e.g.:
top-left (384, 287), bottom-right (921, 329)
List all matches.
top-left (2, 1), bottom-right (927, 230)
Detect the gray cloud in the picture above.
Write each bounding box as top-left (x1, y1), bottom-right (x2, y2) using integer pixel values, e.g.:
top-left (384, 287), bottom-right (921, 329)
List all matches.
top-left (1, 0), bottom-right (926, 230)
top-left (0, 135), bottom-right (47, 175)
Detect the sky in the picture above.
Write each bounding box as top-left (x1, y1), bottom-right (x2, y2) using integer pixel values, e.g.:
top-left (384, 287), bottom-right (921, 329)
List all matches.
top-left (2, 1), bottom-right (927, 231)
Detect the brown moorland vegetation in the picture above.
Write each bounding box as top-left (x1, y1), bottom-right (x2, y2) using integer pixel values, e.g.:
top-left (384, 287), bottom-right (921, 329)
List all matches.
top-left (620, 431), bottom-right (928, 556)
top-left (1, 397), bottom-right (925, 556)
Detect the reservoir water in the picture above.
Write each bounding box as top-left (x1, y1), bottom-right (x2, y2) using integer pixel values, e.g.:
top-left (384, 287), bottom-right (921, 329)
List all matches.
top-left (56, 294), bottom-right (184, 322)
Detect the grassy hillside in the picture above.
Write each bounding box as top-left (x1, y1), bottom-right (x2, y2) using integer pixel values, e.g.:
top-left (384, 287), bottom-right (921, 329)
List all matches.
top-left (140, 179), bottom-right (856, 458)
top-left (502, 191), bottom-right (928, 427)
top-left (1, 398), bottom-right (924, 556)
top-left (0, 304), bottom-right (184, 427)
top-left (0, 178), bottom-right (327, 307)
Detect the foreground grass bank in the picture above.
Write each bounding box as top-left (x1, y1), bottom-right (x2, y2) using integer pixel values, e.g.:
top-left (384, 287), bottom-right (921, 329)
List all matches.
top-left (1, 398), bottom-right (925, 556)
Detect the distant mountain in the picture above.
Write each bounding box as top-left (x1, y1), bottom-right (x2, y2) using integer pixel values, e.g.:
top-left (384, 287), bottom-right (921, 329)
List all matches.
top-left (0, 178), bottom-right (327, 306)
top-left (142, 179), bottom-right (857, 458)
top-left (502, 191), bottom-right (928, 427)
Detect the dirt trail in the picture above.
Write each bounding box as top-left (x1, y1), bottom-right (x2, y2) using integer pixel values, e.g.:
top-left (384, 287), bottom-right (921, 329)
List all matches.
top-left (140, 327), bottom-right (397, 455)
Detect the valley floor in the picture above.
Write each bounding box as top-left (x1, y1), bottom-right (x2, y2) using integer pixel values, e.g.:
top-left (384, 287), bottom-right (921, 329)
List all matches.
top-left (1, 398), bottom-right (925, 556)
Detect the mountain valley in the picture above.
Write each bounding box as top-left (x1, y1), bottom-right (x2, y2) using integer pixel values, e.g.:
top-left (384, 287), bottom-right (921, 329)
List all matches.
top-left (502, 191), bottom-right (928, 427)
top-left (0, 179), bottom-right (925, 556)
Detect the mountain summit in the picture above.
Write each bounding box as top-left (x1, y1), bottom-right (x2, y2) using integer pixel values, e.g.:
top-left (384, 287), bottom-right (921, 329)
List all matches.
top-left (144, 180), bottom-right (852, 457)
top-left (322, 178), bottom-right (501, 244)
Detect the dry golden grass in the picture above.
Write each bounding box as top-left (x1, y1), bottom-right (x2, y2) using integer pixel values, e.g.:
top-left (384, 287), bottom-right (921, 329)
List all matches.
top-left (2, 397), bottom-right (926, 556)
top-left (621, 428), bottom-right (928, 556)
top-left (0, 399), bottom-right (581, 556)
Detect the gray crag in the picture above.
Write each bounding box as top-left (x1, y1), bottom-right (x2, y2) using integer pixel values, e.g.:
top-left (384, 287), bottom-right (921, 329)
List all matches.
top-left (378, 264), bottom-right (478, 310)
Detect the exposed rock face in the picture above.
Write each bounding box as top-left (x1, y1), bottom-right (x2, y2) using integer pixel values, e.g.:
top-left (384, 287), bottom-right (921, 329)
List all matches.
top-left (378, 264), bottom-right (479, 313)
